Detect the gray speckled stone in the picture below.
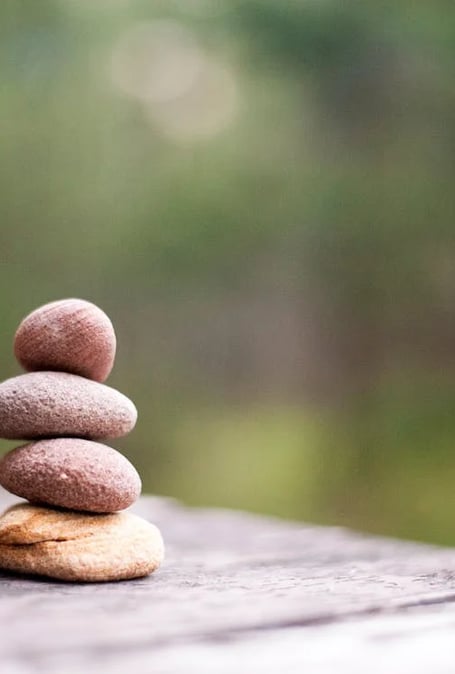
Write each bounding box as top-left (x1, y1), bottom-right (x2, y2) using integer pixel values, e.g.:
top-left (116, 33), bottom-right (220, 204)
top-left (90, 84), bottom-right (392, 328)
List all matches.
top-left (0, 371), bottom-right (137, 440)
top-left (0, 439), bottom-right (141, 512)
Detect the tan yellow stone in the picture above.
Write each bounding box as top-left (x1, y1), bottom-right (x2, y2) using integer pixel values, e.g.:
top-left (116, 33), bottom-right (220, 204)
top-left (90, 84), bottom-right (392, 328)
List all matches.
top-left (0, 503), bottom-right (164, 582)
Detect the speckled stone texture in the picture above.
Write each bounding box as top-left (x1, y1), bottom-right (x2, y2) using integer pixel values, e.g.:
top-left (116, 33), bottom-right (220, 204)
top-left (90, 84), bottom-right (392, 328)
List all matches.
top-left (14, 298), bottom-right (116, 382)
top-left (0, 371), bottom-right (137, 439)
top-left (0, 439), bottom-right (141, 513)
top-left (0, 503), bottom-right (164, 582)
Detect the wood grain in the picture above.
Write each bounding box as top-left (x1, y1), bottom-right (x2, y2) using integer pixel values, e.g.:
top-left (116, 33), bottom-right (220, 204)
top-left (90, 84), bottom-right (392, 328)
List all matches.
top-left (1, 489), bottom-right (455, 673)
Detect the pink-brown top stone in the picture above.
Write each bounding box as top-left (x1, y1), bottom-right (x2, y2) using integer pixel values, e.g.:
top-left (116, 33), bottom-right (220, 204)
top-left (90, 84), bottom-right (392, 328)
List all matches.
top-left (0, 371), bottom-right (137, 440)
top-left (14, 298), bottom-right (116, 382)
top-left (0, 439), bottom-right (141, 513)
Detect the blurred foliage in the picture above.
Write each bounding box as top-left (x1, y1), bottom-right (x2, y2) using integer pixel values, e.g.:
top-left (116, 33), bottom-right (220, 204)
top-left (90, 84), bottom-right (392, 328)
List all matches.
top-left (1, 0), bottom-right (455, 544)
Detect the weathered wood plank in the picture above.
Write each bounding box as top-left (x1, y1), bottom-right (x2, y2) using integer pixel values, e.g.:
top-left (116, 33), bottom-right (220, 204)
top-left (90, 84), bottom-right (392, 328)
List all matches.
top-left (1, 488), bottom-right (455, 673)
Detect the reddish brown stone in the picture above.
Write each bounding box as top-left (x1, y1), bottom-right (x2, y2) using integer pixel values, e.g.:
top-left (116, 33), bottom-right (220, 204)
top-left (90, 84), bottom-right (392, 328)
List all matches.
top-left (0, 439), bottom-right (141, 513)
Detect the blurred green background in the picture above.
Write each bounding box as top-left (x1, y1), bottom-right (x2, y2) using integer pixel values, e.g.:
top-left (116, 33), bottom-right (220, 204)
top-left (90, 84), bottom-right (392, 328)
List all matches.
top-left (1, 0), bottom-right (455, 545)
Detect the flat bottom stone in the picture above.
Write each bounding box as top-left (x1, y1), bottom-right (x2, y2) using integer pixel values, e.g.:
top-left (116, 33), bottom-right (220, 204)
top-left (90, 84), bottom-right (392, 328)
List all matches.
top-left (0, 503), bottom-right (164, 582)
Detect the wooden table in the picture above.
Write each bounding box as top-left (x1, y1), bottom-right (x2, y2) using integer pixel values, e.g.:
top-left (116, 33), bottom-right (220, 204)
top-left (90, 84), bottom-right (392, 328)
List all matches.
top-left (1, 489), bottom-right (455, 673)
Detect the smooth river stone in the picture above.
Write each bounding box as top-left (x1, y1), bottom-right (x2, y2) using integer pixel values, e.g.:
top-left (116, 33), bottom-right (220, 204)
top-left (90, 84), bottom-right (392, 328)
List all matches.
top-left (14, 298), bottom-right (116, 383)
top-left (0, 503), bottom-right (164, 582)
top-left (0, 372), bottom-right (137, 440)
top-left (0, 439), bottom-right (141, 513)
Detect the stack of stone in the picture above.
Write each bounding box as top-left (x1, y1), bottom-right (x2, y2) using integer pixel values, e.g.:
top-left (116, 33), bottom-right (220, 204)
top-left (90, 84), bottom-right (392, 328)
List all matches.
top-left (0, 299), bottom-right (164, 582)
